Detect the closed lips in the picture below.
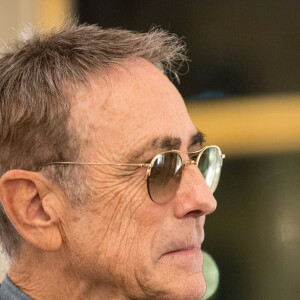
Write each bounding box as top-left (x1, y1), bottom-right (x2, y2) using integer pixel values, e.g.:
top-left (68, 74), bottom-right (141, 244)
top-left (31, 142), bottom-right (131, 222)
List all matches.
top-left (164, 245), bottom-right (200, 255)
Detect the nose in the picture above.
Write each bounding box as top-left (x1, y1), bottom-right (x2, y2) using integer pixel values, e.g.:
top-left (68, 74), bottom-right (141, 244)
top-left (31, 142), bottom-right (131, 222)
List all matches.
top-left (172, 164), bottom-right (217, 219)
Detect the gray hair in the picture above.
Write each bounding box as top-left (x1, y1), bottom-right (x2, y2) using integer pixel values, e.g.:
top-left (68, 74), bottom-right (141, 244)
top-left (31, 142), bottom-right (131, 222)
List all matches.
top-left (0, 20), bottom-right (188, 257)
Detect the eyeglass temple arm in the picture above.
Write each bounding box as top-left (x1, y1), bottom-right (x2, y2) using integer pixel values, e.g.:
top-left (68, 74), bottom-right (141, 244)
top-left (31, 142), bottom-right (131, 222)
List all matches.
top-left (40, 148), bottom-right (225, 169)
top-left (40, 161), bottom-right (152, 169)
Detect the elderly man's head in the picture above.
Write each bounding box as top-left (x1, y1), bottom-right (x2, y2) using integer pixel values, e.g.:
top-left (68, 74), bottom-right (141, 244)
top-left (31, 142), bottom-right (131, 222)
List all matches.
top-left (0, 22), bottom-right (221, 300)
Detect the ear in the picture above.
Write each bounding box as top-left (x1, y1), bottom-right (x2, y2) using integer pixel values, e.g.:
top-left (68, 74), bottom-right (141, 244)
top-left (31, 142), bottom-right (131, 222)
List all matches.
top-left (0, 170), bottom-right (63, 251)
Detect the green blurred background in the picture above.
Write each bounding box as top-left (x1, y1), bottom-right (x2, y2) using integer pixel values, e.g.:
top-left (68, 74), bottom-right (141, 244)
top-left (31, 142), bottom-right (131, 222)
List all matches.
top-left (0, 0), bottom-right (299, 299)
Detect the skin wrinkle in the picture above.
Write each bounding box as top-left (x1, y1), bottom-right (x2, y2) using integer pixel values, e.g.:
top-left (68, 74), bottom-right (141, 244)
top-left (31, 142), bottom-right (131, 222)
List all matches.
top-left (12, 252), bottom-right (60, 298)
top-left (87, 168), bottom-right (143, 268)
top-left (136, 238), bottom-right (162, 299)
top-left (129, 219), bottom-right (154, 299)
top-left (105, 197), bottom-right (141, 297)
top-left (88, 159), bottom-right (154, 298)
top-left (89, 171), bottom-right (144, 206)
top-left (107, 177), bottom-right (145, 251)
top-left (116, 217), bottom-right (140, 289)
top-left (132, 204), bottom-right (171, 298)
top-left (105, 197), bottom-right (126, 244)
top-left (117, 185), bottom-right (139, 226)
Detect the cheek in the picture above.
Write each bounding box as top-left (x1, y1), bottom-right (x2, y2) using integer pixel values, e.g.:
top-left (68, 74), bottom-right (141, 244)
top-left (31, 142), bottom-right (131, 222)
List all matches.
top-left (106, 203), bottom-right (166, 297)
top-left (63, 168), bottom-right (158, 285)
top-left (98, 187), bottom-right (159, 278)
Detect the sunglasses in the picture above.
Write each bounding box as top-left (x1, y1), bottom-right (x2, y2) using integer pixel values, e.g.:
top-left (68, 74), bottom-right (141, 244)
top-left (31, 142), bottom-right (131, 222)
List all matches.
top-left (41, 145), bottom-right (225, 204)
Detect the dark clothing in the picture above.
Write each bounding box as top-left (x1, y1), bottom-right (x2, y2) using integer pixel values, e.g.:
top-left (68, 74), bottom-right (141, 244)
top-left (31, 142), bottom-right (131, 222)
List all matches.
top-left (0, 275), bottom-right (32, 300)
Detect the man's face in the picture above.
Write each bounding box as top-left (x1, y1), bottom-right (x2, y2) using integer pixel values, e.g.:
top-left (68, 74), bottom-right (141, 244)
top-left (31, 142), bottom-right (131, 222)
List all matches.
top-left (63, 59), bottom-right (217, 299)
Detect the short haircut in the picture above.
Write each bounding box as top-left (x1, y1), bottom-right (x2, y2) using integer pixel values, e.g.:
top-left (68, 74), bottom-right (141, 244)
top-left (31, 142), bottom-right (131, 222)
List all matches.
top-left (0, 20), bottom-right (187, 257)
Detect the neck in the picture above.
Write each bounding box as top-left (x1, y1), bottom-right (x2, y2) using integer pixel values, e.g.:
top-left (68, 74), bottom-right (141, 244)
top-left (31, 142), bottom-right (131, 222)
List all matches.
top-left (8, 244), bottom-right (129, 300)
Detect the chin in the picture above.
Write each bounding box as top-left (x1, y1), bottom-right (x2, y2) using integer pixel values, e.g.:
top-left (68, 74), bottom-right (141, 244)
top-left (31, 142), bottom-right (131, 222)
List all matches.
top-left (157, 249), bottom-right (206, 299)
top-left (131, 250), bottom-right (206, 300)
top-left (164, 272), bottom-right (206, 300)
top-left (140, 271), bottom-right (206, 300)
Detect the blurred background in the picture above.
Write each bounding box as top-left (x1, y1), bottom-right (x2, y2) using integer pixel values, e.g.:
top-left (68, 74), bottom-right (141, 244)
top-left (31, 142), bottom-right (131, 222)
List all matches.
top-left (0, 0), bottom-right (299, 299)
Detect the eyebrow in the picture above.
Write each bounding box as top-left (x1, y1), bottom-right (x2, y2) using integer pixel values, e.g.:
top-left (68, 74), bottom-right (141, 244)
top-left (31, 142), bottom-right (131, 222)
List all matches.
top-left (189, 131), bottom-right (205, 149)
top-left (128, 130), bottom-right (205, 162)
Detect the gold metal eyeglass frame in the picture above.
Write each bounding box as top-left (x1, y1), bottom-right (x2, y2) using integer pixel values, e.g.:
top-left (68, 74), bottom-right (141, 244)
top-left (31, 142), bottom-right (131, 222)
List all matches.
top-left (40, 145), bottom-right (225, 203)
top-left (40, 145), bottom-right (225, 177)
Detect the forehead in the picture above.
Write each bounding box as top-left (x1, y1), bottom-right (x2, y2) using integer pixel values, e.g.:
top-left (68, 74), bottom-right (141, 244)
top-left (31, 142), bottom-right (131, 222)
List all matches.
top-left (71, 59), bottom-right (196, 160)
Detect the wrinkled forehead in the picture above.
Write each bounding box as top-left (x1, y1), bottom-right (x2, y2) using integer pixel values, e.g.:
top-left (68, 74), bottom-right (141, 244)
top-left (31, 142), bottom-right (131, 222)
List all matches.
top-left (70, 59), bottom-right (196, 160)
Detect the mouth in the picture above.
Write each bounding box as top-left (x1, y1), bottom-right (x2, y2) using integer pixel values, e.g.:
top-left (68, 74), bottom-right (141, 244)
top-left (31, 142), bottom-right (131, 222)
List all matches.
top-left (159, 244), bottom-right (203, 272)
top-left (163, 245), bottom-right (201, 257)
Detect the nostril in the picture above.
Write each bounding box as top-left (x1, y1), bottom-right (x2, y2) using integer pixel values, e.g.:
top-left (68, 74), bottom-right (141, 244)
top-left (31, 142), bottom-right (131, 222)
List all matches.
top-left (186, 209), bottom-right (203, 218)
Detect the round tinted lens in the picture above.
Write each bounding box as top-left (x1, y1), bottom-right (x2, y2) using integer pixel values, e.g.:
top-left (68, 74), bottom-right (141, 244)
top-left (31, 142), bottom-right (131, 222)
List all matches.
top-left (197, 146), bottom-right (222, 193)
top-left (147, 152), bottom-right (183, 204)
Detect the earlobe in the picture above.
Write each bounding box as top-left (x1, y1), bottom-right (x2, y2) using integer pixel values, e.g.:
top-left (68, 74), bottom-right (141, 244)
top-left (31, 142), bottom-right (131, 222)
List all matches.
top-left (0, 170), bottom-right (63, 251)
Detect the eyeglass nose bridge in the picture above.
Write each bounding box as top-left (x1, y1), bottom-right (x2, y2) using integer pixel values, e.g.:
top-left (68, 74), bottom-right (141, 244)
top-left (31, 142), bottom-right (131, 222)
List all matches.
top-left (183, 159), bottom-right (196, 166)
